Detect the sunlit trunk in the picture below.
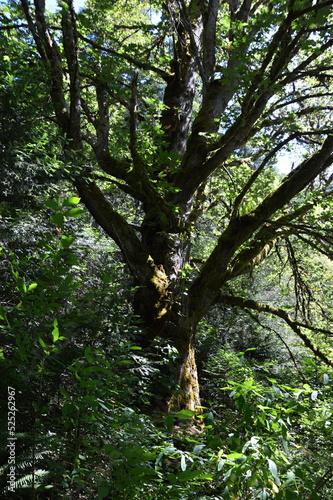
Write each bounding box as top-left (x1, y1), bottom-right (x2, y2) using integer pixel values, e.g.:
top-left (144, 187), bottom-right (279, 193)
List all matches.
top-left (169, 342), bottom-right (201, 413)
top-left (135, 225), bottom-right (202, 412)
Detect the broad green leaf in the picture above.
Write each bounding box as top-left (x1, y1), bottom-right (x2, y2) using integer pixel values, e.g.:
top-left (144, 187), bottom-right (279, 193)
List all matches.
top-left (193, 444), bottom-right (205, 455)
top-left (217, 460), bottom-right (224, 471)
top-left (98, 483), bottom-right (110, 499)
top-left (50, 213), bottom-right (64, 227)
top-left (162, 447), bottom-right (176, 454)
top-left (62, 403), bottom-right (74, 416)
top-left (64, 207), bottom-right (84, 217)
top-left (59, 236), bottom-right (75, 248)
top-left (167, 473), bottom-right (177, 484)
top-left (51, 319), bottom-right (59, 342)
top-left (177, 409), bottom-right (196, 419)
top-left (38, 337), bottom-right (47, 349)
top-left (45, 200), bottom-right (60, 210)
top-left (84, 346), bottom-right (93, 363)
top-left (63, 196), bottom-right (80, 206)
top-left (104, 445), bottom-right (122, 459)
top-left (164, 415), bottom-right (174, 433)
top-left (226, 452), bottom-right (244, 460)
top-left (177, 470), bottom-right (213, 482)
top-left (27, 283), bottom-right (38, 291)
top-left (268, 459), bottom-right (280, 485)
top-left (60, 387), bottom-right (70, 398)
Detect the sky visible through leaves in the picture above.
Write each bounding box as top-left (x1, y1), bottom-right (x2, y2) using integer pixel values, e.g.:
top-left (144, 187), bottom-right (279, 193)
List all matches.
top-left (46, 0), bottom-right (86, 12)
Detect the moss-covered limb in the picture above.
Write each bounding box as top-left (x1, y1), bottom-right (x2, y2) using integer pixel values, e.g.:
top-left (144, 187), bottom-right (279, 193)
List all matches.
top-left (160, 0), bottom-right (204, 156)
top-left (189, 140), bottom-right (333, 323)
top-left (21, 0), bottom-right (70, 134)
top-left (75, 180), bottom-right (168, 290)
top-left (61, 0), bottom-right (81, 150)
top-left (173, 3), bottom-right (333, 205)
top-left (227, 202), bottom-right (315, 279)
top-left (231, 135), bottom-right (298, 219)
top-left (175, 0), bottom-right (256, 181)
top-left (219, 294), bottom-right (333, 366)
top-left (252, 146), bottom-right (333, 223)
top-left (174, 88), bottom-right (274, 203)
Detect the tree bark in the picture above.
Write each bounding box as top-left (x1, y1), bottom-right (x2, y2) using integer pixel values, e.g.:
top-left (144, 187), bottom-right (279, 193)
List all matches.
top-left (170, 343), bottom-right (201, 412)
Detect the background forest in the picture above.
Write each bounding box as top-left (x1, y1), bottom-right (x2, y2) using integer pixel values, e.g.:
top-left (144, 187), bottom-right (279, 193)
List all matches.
top-left (1, 0), bottom-right (333, 498)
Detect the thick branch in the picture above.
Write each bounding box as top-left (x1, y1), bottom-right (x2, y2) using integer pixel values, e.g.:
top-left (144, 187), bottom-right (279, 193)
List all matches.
top-left (77, 34), bottom-right (169, 81)
top-left (173, 2), bottom-right (333, 202)
top-left (219, 294), bottom-right (333, 366)
top-left (61, 0), bottom-right (81, 148)
top-left (75, 179), bottom-right (168, 293)
top-left (231, 134), bottom-right (298, 218)
top-left (189, 136), bottom-right (333, 322)
top-left (202, 0), bottom-right (219, 83)
top-left (228, 202), bottom-right (314, 279)
top-left (160, 0), bottom-right (204, 155)
top-left (20, 0), bottom-right (70, 133)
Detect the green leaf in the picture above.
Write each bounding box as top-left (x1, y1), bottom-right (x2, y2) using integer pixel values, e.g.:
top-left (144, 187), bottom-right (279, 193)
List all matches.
top-left (45, 200), bottom-right (60, 210)
top-left (84, 346), bottom-right (93, 363)
top-left (62, 403), bottom-right (74, 416)
top-left (64, 207), bottom-right (84, 217)
top-left (98, 483), bottom-right (110, 499)
top-left (167, 473), bottom-right (177, 484)
top-left (177, 409), bottom-right (196, 420)
top-left (226, 452), bottom-right (245, 460)
top-left (28, 283), bottom-right (38, 291)
top-left (59, 236), bottom-right (75, 248)
top-left (217, 460), bottom-right (224, 471)
top-left (164, 415), bottom-right (174, 433)
top-left (268, 458), bottom-right (280, 485)
top-left (260, 490), bottom-right (269, 500)
top-left (63, 196), bottom-right (80, 206)
top-left (50, 213), bottom-right (64, 227)
top-left (51, 319), bottom-right (59, 342)
top-left (104, 445), bottom-right (122, 459)
top-left (193, 444), bottom-right (205, 455)
top-left (0, 304), bottom-right (6, 320)
top-left (38, 337), bottom-right (47, 349)
top-left (60, 387), bottom-right (70, 398)
top-left (178, 470), bottom-right (213, 482)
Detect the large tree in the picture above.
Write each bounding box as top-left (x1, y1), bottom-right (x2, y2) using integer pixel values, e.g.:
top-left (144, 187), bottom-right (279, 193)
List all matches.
top-left (4, 0), bottom-right (333, 410)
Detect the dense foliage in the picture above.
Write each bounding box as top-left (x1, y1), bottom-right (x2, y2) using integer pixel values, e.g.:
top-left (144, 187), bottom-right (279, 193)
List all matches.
top-left (1, 0), bottom-right (333, 498)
